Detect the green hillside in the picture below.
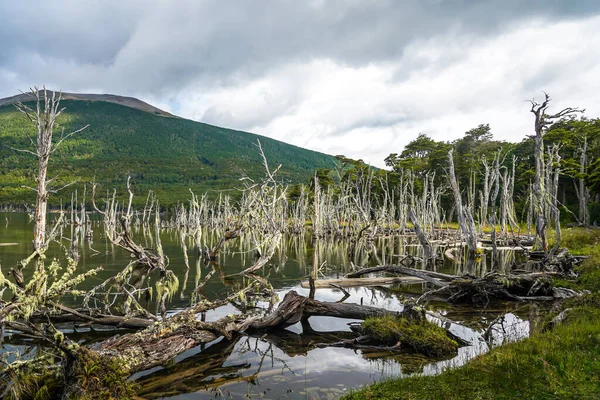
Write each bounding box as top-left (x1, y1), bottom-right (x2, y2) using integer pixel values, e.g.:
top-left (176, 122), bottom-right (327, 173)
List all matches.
top-left (0, 99), bottom-right (336, 207)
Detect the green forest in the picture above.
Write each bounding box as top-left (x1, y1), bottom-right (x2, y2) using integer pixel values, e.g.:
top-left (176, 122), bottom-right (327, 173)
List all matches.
top-left (302, 118), bottom-right (600, 227)
top-left (0, 100), bottom-right (336, 207)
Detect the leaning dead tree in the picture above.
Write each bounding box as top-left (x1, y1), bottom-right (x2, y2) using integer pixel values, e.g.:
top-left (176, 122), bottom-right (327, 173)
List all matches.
top-left (529, 93), bottom-right (583, 251)
top-left (408, 208), bottom-right (435, 266)
top-left (574, 136), bottom-right (591, 226)
top-left (91, 178), bottom-right (166, 274)
top-left (448, 149), bottom-right (478, 254)
top-left (13, 87), bottom-right (88, 255)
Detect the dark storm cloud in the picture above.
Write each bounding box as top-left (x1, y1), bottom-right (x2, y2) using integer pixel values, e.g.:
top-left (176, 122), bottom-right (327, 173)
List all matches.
top-left (1, 0), bottom-right (599, 96)
top-left (0, 1), bottom-right (141, 65)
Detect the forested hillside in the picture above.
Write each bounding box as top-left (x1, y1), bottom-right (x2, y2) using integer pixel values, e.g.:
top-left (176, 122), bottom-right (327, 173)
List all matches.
top-left (0, 99), bottom-right (336, 207)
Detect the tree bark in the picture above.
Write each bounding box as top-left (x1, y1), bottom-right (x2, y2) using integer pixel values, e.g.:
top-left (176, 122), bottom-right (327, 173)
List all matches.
top-left (408, 209), bottom-right (434, 266)
top-left (346, 265), bottom-right (451, 288)
top-left (529, 93), bottom-right (582, 250)
top-left (448, 150), bottom-right (478, 254)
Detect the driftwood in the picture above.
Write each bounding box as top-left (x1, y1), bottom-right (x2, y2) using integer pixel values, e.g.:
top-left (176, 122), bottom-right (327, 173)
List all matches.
top-left (347, 265), bottom-right (457, 282)
top-left (28, 305), bottom-right (154, 329)
top-left (83, 291), bottom-right (403, 375)
top-left (301, 276), bottom-right (425, 288)
top-left (208, 226), bottom-right (242, 260)
top-left (534, 248), bottom-right (587, 275)
top-left (242, 290), bottom-right (400, 331)
top-left (408, 209), bottom-right (434, 266)
top-left (419, 272), bottom-right (583, 306)
top-left (346, 265), bottom-right (452, 288)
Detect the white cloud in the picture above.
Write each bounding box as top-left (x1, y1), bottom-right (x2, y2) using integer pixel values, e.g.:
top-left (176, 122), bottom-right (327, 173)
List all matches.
top-left (166, 15), bottom-right (600, 167)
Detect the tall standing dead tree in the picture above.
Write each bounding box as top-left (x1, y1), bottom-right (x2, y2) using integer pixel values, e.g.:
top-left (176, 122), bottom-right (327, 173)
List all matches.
top-left (448, 149), bottom-right (478, 254)
top-left (574, 136), bottom-right (591, 226)
top-left (529, 93), bottom-right (582, 251)
top-left (13, 87), bottom-right (88, 254)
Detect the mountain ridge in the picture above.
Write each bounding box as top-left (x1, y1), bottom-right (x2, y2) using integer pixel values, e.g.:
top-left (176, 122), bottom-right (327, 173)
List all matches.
top-left (0, 90), bottom-right (176, 118)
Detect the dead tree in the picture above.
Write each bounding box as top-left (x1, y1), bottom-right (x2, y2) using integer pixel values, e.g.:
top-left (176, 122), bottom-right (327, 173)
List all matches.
top-left (13, 87), bottom-right (88, 254)
top-left (408, 209), bottom-right (434, 266)
top-left (529, 93), bottom-right (583, 251)
top-left (91, 179), bottom-right (165, 274)
top-left (448, 149), bottom-right (478, 254)
top-left (574, 136), bottom-right (591, 226)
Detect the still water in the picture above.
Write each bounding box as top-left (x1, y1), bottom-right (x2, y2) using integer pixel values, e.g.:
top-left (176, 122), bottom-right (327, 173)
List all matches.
top-left (0, 212), bottom-right (531, 399)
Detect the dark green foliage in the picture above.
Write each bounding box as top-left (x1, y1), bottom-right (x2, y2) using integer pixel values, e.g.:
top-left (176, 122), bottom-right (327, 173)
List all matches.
top-left (66, 349), bottom-right (137, 400)
top-left (362, 315), bottom-right (459, 357)
top-left (384, 119), bottom-right (600, 225)
top-left (313, 168), bottom-right (336, 190)
top-left (0, 100), bottom-right (336, 207)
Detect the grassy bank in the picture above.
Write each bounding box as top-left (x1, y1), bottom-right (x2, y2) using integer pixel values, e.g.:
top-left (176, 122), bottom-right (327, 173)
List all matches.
top-left (344, 228), bottom-right (600, 400)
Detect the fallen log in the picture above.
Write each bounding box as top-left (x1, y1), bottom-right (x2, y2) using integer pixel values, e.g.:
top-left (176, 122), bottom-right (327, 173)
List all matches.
top-left (4, 289), bottom-right (468, 396)
top-left (84, 289), bottom-right (404, 375)
top-left (28, 306), bottom-right (154, 329)
top-left (479, 246), bottom-right (532, 251)
top-left (242, 290), bottom-right (401, 331)
top-left (347, 265), bottom-right (457, 282)
top-left (418, 272), bottom-right (584, 306)
top-left (93, 315), bottom-right (239, 373)
top-left (300, 276), bottom-right (425, 288)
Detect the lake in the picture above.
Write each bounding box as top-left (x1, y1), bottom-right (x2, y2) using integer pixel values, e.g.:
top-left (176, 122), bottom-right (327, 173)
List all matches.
top-left (0, 212), bottom-right (532, 399)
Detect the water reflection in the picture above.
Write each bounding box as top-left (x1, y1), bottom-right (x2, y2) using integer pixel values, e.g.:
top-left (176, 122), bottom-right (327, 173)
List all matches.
top-left (0, 213), bottom-right (535, 399)
top-left (130, 286), bottom-right (530, 399)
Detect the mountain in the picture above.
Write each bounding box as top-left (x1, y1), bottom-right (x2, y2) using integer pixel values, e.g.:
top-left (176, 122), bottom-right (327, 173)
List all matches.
top-left (0, 93), bottom-right (337, 207)
top-left (0, 91), bottom-right (176, 118)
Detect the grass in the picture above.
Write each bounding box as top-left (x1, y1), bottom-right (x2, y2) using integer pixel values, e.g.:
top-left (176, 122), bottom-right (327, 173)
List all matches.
top-left (549, 227), bottom-right (600, 292)
top-left (344, 306), bottom-right (600, 400)
top-left (344, 227), bottom-right (600, 400)
top-left (362, 315), bottom-right (458, 357)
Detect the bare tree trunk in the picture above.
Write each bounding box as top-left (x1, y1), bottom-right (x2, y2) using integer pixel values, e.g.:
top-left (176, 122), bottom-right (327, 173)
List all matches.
top-left (448, 150), bottom-right (478, 254)
top-left (532, 124), bottom-right (547, 251)
top-left (408, 209), bottom-right (434, 267)
top-left (313, 173), bottom-right (320, 237)
top-left (34, 157), bottom-right (49, 251)
top-left (529, 92), bottom-right (582, 251)
top-left (14, 87), bottom-right (88, 254)
top-left (575, 136), bottom-right (591, 226)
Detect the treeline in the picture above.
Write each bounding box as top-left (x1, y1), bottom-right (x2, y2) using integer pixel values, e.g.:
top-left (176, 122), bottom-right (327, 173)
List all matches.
top-left (291, 117), bottom-right (600, 226)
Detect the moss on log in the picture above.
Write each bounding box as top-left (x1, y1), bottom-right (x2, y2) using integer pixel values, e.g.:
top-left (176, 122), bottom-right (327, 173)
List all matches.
top-left (362, 315), bottom-right (459, 357)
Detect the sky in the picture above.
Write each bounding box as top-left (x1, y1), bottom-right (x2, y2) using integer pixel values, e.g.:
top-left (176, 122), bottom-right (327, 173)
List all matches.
top-left (1, 0), bottom-right (599, 167)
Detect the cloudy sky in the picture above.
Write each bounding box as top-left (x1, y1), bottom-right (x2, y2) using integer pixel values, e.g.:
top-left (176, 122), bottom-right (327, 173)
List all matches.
top-left (1, 1), bottom-right (599, 167)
